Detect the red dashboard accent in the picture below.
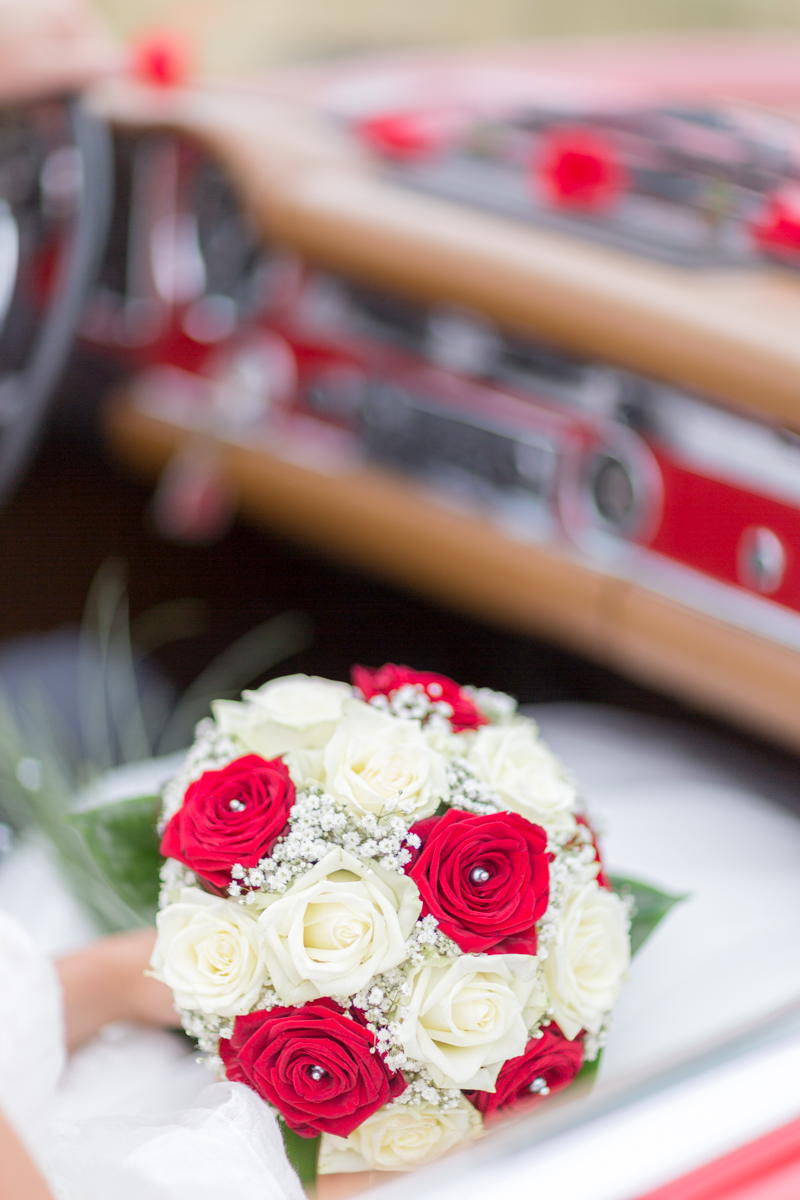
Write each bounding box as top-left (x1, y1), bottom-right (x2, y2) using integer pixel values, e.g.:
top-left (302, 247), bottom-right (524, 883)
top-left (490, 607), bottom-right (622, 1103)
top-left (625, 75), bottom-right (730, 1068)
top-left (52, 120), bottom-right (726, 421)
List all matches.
top-left (538, 128), bottom-right (627, 212)
top-left (638, 1116), bottom-right (800, 1199)
top-left (751, 187), bottom-right (800, 266)
top-left (647, 449), bottom-right (799, 610)
top-left (355, 109), bottom-right (466, 161)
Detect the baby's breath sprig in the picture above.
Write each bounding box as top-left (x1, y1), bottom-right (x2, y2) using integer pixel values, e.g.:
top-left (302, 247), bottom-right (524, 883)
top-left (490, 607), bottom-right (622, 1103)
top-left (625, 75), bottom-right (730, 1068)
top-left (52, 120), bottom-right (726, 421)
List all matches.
top-left (393, 1073), bottom-right (464, 1112)
top-left (583, 1021), bottom-right (610, 1063)
top-left (229, 784), bottom-right (418, 899)
top-left (536, 835), bottom-right (605, 962)
top-left (158, 857), bottom-right (196, 909)
top-left (160, 717), bottom-right (241, 829)
top-left (444, 758), bottom-right (501, 814)
top-left (178, 1008), bottom-right (234, 1068)
top-left (367, 684), bottom-right (454, 732)
top-left (461, 685), bottom-right (518, 724)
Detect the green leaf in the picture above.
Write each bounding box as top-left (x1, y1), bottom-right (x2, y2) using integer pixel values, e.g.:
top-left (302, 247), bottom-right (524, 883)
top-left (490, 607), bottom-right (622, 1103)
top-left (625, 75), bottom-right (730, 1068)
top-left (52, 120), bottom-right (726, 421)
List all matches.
top-left (610, 874), bottom-right (687, 956)
top-left (69, 795), bottom-right (163, 923)
top-left (278, 1119), bottom-right (319, 1188)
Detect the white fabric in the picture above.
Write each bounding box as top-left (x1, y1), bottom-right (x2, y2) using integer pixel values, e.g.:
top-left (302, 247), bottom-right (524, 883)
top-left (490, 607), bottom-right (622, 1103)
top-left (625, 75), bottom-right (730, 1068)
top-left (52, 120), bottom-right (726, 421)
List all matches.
top-left (0, 871), bottom-right (303, 1200)
top-left (0, 910), bottom-right (65, 1160)
top-left (49, 1083), bottom-right (305, 1200)
top-left (56, 1022), bottom-right (221, 1123)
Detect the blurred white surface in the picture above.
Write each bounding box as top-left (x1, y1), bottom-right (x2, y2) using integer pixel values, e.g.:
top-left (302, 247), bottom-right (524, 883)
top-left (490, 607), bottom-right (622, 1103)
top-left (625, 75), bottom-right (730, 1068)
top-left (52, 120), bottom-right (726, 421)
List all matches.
top-left (400, 1020), bottom-right (800, 1200)
top-left (532, 704), bottom-right (800, 1081)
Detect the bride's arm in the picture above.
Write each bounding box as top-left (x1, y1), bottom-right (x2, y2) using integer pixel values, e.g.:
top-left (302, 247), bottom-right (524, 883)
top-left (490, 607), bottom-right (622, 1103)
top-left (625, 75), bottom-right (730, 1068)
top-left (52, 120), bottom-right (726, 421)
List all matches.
top-left (0, 1111), bottom-right (54, 1200)
top-left (56, 928), bottom-right (180, 1052)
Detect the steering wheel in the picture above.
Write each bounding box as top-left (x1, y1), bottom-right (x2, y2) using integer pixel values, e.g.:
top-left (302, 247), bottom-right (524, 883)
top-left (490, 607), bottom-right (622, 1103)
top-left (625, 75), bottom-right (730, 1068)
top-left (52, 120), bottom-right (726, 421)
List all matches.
top-left (0, 95), bottom-right (113, 505)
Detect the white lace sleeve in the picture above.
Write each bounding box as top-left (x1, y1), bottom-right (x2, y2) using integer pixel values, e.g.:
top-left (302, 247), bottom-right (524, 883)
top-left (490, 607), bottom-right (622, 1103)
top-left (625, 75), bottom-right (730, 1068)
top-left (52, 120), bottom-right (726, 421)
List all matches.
top-left (0, 910), bottom-right (65, 1161)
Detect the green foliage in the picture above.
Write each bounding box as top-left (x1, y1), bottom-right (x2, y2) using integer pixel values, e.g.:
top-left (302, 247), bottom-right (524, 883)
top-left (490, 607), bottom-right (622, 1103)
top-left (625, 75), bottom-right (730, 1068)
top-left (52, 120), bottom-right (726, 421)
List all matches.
top-left (610, 873), bottom-right (687, 956)
top-left (69, 795), bottom-right (163, 924)
top-left (279, 1119), bottom-right (320, 1189)
top-left (0, 558), bottom-right (312, 933)
top-left (0, 689), bottom-right (148, 932)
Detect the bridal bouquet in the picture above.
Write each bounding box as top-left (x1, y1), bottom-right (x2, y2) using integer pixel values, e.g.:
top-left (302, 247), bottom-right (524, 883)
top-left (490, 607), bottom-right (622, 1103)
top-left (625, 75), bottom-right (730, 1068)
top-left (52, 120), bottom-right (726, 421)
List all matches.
top-left (146, 667), bottom-right (656, 1180)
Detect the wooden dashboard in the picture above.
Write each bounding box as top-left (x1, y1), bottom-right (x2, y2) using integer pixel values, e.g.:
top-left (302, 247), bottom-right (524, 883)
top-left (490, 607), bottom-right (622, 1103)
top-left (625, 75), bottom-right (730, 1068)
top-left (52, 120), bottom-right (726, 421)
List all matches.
top-left (88, 75), bottom-right (800, 430)
top-left (106, 392), bottom-right (800, 752)
top-left (89, 53), bottom-right (800, 752)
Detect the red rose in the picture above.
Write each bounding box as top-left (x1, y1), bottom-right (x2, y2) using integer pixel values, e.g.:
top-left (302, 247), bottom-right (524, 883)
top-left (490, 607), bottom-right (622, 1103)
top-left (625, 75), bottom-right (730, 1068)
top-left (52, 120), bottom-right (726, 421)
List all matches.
top-left (351, 663), bottom-right (487, 732)
top-left (219, 998), bottom-right (406, 1138)
top-left (160, 754), bottom-right (294, 891)
top-left (406, 808), bottom-right (550, 955)
top-left (465, 1025), bottom-right (583, 1120)
top-left (576, 814), bottom-right (610, 890)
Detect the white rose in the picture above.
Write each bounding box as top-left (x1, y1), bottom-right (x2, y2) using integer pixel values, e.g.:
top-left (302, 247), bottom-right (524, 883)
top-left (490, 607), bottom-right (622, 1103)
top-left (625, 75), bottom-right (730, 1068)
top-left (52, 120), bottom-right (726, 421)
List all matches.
top-left (257, 847), bottom-right (421, 1004)
top-left (150, 888), bottom-right (268, 1017)
top-left (212, 674), bottom-right (351, 759)
top-left (319, 1098), bottom-right (483, 1173)
top-left (424, 723), bottom-right (468, 758)
top-left (283, 746), bottom-right (325, 790)
top-left (467, 721), bottom-right (577, 832)
top-left (398, 954), bottom-right (541, 1090)
top-left (522, 974), bottom-right (549, 1030)
top-left (324, 699), bottom-right (448, 818)
top-left (544, 879), bottom-right (631, 1040)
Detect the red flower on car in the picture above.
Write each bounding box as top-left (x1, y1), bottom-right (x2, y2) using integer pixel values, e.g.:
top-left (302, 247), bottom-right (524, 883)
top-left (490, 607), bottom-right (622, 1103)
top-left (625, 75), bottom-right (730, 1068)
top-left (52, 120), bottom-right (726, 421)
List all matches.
top-left (465, 1025), bottom-right (583, 1120)
top-left (160, 754), bottom-right (294, 891)
top-left (405, 808), bottom-right (551, 955)
top-left (219, 998), bottom-right (406, 1138)
top-left (352, 663), bottom-right (487, 732)
top-left (538, 128), bottom-right (626, 212)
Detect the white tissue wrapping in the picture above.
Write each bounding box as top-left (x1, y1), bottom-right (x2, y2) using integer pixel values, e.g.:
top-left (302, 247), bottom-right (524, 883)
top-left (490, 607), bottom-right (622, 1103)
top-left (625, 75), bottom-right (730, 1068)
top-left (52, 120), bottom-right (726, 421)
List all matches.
top-left (49, 1082), bottom-right (305, 1200)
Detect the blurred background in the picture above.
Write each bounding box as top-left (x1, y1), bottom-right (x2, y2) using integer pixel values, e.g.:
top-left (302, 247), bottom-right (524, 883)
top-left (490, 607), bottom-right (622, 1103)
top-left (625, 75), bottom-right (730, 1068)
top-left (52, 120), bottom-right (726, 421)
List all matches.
top-left (94, 0), bottom-right (800, 74)
top-left (2, 5), bottom-right (800, 1195)
top-left (5, 0), bottom-right (800, 748)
